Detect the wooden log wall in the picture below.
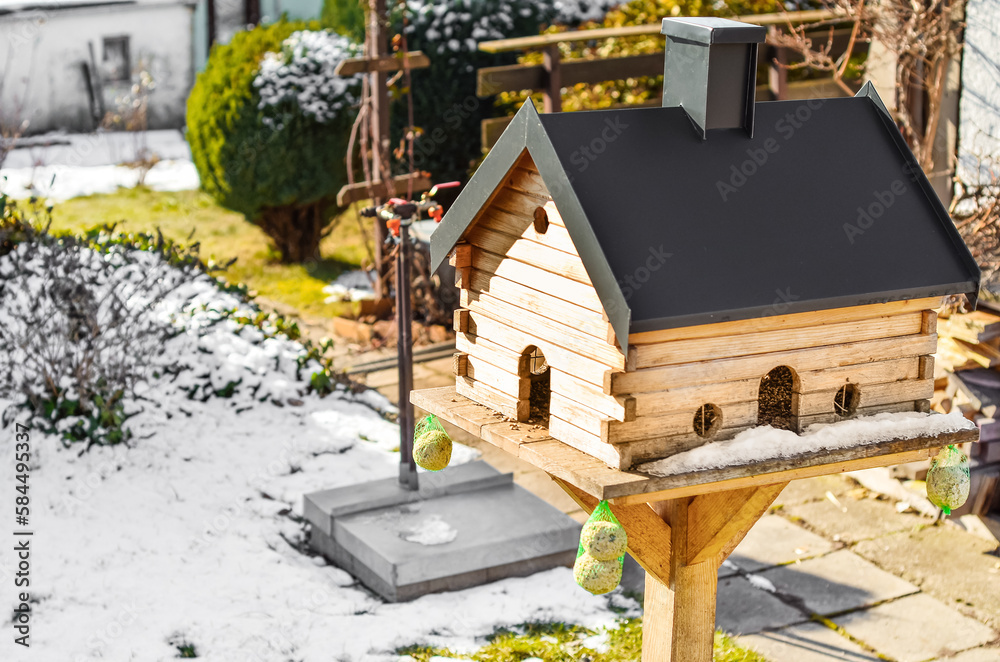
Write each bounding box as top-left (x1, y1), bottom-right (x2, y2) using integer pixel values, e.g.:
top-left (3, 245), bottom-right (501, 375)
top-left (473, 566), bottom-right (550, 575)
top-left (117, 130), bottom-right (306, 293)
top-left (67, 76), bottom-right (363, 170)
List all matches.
top-left (451, 152), bottom-right (627, 430)
top-left (592, 299), bottom-right (944, 469)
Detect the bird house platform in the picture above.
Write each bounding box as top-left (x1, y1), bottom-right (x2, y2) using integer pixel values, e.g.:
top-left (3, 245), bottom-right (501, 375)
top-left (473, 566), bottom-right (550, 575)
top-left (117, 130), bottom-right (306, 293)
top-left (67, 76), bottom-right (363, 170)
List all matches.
top-left (410, 385), bottom-right (979, 661)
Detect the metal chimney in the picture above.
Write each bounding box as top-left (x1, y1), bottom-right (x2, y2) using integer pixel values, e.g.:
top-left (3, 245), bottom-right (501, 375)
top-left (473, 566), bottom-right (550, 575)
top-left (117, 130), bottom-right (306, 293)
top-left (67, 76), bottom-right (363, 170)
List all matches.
top-left (660, 17), bottom-right (766, 139)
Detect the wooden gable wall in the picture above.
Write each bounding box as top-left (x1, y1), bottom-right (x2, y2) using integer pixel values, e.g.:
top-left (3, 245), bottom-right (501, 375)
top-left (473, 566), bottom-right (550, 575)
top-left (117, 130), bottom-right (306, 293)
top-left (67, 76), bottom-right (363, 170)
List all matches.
top-left (450, 152), bottom-right (628, 435)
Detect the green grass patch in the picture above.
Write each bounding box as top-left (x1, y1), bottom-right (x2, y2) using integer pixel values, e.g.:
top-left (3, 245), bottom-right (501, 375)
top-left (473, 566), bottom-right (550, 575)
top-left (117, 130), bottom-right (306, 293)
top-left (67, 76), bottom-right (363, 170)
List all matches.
top-left (45, 187), bottom-right (369, 320)
top-left (397, 620), bottom-right (767, 661)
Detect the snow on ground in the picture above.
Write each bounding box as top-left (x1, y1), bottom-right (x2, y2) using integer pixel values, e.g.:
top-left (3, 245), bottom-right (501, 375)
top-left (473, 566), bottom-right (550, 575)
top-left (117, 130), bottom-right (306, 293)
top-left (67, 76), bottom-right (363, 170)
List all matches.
top-left (640, 411), bottom-right (976, 477)
top-left (325, 269), bottom-right (378, 303)
top-left (1, 129), bottom-right (198, 201)
top-left (0, 245), bottom-right (633, 661)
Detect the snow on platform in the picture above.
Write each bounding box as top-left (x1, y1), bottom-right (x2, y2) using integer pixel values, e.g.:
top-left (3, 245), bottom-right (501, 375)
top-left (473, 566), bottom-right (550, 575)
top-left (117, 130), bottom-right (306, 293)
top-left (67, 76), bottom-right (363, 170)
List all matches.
top-left (640, 411), bottom-right (976, 477)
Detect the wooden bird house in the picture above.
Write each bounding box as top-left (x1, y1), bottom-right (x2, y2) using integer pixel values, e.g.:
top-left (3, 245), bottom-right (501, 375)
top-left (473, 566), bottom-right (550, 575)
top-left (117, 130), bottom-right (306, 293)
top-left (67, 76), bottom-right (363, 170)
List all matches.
top-left (412, 18), bottom-right (981, 661)
top-left (425, 18), bottom-right (980, 473)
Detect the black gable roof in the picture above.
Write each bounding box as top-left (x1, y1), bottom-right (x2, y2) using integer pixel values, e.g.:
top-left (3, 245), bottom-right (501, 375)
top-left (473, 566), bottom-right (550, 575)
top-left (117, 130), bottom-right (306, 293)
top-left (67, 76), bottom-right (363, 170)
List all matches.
top-left (431, 88), bottom-right (980, 352)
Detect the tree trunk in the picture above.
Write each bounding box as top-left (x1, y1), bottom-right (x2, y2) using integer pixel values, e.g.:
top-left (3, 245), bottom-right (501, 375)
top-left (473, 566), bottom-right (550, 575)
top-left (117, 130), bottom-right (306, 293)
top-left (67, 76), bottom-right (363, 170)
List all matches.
top-left (257, 203), bottom-right (326, 264)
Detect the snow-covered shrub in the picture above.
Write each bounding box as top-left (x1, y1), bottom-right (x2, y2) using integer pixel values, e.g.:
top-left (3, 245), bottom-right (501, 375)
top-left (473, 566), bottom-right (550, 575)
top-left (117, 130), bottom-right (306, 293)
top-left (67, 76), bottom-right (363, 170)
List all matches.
top-left (554, 0), bottom-right (624, 24)
top-left (254, 30), bottom-right (359, 130)
top-left (186, 20), bottom-right (360, 263)
top-left (0, 213), bottom-right (198, 446)
top-left (0, 205), bottom-right (365, 446)
top-left (399, 0), bottom-right (561, 181)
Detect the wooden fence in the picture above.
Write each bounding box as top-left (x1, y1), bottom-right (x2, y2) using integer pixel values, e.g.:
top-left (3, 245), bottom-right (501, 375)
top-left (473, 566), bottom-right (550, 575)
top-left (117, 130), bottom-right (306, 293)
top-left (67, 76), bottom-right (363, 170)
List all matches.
top-left (476, 9), bottom-right (867, 148)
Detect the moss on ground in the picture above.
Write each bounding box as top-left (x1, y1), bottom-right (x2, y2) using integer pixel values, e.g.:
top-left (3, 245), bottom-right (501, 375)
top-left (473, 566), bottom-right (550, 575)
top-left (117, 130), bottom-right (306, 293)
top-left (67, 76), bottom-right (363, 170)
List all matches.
top-left (397, 620), bottom-right (767, 661)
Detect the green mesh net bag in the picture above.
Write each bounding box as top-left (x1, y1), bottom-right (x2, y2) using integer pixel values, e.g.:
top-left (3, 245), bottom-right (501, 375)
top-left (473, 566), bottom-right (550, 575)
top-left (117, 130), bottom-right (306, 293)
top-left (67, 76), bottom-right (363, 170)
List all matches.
top-left (926, 445), bottom-right (970, 515)
top-left (574, 500), bottom-right (627, 595)
top-left (413, 414), bottom-right (452, 471)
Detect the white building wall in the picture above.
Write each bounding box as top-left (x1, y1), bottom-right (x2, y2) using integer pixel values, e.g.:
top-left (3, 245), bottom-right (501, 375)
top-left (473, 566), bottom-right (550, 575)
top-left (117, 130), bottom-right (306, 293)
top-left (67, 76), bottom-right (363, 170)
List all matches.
top-left (0, 2), bottom-right (195, 134)
top-left (958, 0), bottom-right (1000, 184)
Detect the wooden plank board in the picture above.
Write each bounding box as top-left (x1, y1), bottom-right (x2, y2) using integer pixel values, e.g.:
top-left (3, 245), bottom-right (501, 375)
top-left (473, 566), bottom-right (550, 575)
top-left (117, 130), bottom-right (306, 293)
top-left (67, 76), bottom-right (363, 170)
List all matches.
top-left (466, 224), bottom-right (592, 284)
top-left (465, 354), bottom-right (528, 399)
top-left (464, 311), bottom-right (615, 388)
top-left (481, 419), bottom-right (553, 456)
top-left (939, 310), bottom-right (1000, 344)
top-left (793, 379), bottom-right (934, 417)
top-left (456, 331), bottom-right (525, 375)
top-left (491, 186), bottom-right (552, 217)
top-left (628, 298), bottom-right (944, 345)
top-left (632, 380), bottom-right (760, 418)
top-left (410, 387), bottom-right (978, 503)
top-left (797, 357), bottom-right (922, 393)
top-left (506, 162), bottom-right (551, 199)
top-left (475, 206), bottom-right (578, 255)
top-left (466, 268), bottom-right (612, 342)
top-left (463, 288), bottom-right (624, 369)
top-left (550, 392), bottom-right (611, 440)
top-left (631, 313), bottom-right (923, 369)
top-left (336, 173), bottom-right (433, 206)
top-left (335, 51), bottom-right (430, 75)
top-left (939, 336), bottom-right (1000, 369)
top-left (608, 402), bottom-right (757, 443)
top-left (473, 247), bottom-right (605, 314)
top-left (551, 368), bottom-right (628, 420)
top-left (613, 334), bottom-right (938, 395)
top-left (549, 414), bottom-right (629, 469)
top-left (456, 378), bottom-right (524, 420)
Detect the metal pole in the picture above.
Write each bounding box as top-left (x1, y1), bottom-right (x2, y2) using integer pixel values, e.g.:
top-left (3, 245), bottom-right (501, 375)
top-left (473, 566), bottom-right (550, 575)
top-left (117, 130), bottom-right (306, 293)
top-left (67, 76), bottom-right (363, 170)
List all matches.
top-left (397, 219), bottom-right (418, 490)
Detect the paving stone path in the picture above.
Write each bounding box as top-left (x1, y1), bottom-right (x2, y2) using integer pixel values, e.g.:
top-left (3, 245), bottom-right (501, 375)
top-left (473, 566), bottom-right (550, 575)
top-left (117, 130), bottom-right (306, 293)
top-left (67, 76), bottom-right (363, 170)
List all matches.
top-left (358, 354), bottom-right (1000, 662)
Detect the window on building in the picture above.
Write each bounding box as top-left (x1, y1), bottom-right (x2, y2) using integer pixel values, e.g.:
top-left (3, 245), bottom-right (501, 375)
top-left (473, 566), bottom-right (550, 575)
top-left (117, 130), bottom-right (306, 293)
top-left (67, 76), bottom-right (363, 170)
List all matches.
top-left (102, 36), bottom-right (131, 84)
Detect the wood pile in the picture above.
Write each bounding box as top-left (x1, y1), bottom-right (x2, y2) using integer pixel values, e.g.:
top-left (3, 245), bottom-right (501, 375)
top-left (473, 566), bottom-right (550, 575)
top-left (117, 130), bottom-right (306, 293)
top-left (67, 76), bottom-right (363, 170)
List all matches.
top-left (930, 304), bottom-right (1000, 519)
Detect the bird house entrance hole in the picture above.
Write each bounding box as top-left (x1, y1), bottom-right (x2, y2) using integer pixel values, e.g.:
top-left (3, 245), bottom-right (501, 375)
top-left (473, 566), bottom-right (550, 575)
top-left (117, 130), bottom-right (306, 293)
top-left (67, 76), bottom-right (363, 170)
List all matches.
top-left (521, 346), bottom-right (550, 423)
top-left (757, 365), bottom-right (797, 431)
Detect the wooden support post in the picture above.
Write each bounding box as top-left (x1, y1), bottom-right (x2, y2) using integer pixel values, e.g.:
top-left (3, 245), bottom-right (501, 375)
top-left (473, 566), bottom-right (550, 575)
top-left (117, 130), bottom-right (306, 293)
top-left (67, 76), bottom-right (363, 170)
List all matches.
top-left (554, 476), bottom-right (787, 661)
top-left (542, 44), bottom-right (562, 113)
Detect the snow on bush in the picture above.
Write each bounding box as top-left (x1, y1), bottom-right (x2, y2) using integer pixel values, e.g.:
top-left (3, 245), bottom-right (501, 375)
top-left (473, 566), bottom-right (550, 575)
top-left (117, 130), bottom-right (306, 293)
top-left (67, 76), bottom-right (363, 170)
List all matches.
top-left (553, 0), bottom-right (623, 23)
top-left (405, 0), bottom-right (560, 73)
top-left (254, 29), bottom-right (359, 130)
top-left (0, 235), bottom-right (199, 445)
top-left (0, 219), bottom-right (357, 446)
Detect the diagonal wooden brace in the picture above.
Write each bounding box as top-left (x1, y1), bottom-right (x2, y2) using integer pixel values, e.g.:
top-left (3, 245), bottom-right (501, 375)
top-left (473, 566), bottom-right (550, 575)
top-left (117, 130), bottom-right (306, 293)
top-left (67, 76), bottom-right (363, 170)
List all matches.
top-left (686, 482), bottom-right (788, 566)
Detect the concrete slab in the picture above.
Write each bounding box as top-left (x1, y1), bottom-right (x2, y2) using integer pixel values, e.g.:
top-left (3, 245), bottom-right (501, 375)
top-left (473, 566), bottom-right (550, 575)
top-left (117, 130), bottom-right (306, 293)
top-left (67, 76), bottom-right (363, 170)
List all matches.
top-left (716, 575), bottom-right (807, 635)
top-left (935, 647), bottom-right (1000, 661)
top-left (833, 594), bottom-right (997, 662)
top-left (853, 526), bottom-right (1000, 630)
top-left (719, 559), bottom-right (740, 578)
top-left (737, 622), bottom-right (881, 662)
top-left (303, 461), bottom-right (512, 535)
top-left (312, 480), bottom-right (580, 601)
top-left (783, 495), bottom-right (930, 544)
top-left (729, 515), bottom-right (835, 573)
top-left (758, 550), bottom-right (919, 616)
